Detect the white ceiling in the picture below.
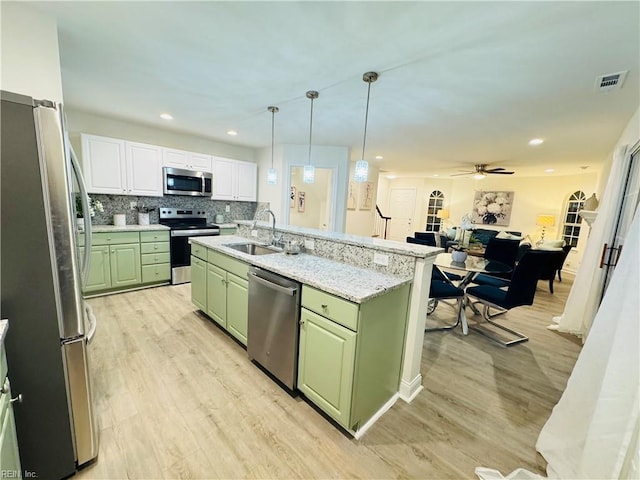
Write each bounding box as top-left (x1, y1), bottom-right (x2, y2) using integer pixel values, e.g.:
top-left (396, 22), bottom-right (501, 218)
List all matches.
top-left (33, 1), bottom-right (640, 178)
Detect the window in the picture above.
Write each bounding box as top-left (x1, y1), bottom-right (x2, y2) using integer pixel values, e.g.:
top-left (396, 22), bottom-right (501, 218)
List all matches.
top-left (425, 190), bottom-right (445, 232)
top-left (562, 191), bottom-right (586, 247)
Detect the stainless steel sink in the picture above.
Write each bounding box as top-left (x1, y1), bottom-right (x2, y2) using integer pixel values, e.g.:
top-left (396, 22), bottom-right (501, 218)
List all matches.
top-left (225, 243), bottom-right (280, 256)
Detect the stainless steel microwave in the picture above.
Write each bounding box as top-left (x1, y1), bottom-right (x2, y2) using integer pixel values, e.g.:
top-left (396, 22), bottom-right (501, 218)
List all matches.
top-left (163, 167), bottom-right (212, 196)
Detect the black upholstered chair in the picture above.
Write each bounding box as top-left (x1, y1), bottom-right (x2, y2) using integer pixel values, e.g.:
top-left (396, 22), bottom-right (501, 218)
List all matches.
top-left (406, 233), bottom-right (437, 247)
top-left (425, 267), bottom-right (467, 334)
top-left (465, 250), bottom-right (549, 346)
top-left (537, 245), bottom-right (572, 293)
top-left (471, 237), bottom-right (520, 286)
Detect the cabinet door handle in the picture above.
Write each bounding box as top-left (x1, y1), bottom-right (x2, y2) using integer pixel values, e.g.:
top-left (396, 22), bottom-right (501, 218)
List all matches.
top-left (299, 319), bottom-right (305, 325)
top-left (321, 304), bottom-right (328, 309)
top-left (10, 394), bottom-right (23, 404)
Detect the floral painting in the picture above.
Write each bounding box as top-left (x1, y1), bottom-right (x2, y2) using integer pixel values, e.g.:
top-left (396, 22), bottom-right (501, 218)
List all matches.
top-left (471, 191), bottom-right (514, 226)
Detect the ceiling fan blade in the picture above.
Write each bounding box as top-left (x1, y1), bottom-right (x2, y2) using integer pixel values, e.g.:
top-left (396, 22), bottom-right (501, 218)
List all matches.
top-left (450, 172), bottom-right (473, 176)
top-left (487, 171), bottom-right (514, 175)
top-left (485, 167), bottom-right (506, 172)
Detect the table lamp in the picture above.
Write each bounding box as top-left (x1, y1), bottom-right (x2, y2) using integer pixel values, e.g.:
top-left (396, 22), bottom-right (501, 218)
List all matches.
top-left (536, 214), bottom-right (555, 245)
top-left (436, 209), bottom-right (449, 230)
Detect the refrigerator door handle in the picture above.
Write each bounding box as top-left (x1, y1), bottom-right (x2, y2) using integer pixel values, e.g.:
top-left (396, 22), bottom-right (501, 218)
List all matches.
top-left (85, 303), bottom-right (97, 344)
top-left (68, 140), bottom-right (92, 287)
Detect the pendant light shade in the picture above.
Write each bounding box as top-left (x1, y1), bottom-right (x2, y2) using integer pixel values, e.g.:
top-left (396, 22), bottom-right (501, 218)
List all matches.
top-left (354, 71), bottom-right (379, 182)
top-left (303, 90), bottom-right (319, 184)
top-left (266, 106), bottom-right (279, 185)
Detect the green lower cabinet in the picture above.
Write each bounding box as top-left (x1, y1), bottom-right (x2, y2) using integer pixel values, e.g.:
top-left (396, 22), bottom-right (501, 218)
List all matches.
top-left (80, 246), bottom-right (111, 293)
top-left (206, 264), bottom-right (227, 328)
top-left (191, 256), bottom-right (207, 311)
top-left (298, 308), bottom-right (356, 427)
top-left (110, 243), bottom-right (142, 288)
top-left (298, 284), bottom-right (410, 431)
top-left (0, 382), bottom-right (21, 478)
top-left (226, 272), bottom-right (248, 345)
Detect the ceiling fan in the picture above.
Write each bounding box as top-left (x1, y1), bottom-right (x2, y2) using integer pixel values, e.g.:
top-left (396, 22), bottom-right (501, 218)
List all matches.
top-left (451, 164), bottom-right (515, 178)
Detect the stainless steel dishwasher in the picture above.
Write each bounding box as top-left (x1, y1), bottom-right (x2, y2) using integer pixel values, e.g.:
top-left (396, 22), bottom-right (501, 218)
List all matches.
top-left (247, 266), bottom-right (301, 390)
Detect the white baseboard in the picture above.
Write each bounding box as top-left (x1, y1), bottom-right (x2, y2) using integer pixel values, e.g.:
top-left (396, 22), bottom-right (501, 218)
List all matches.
top-left (352, 393), bottom-right (399, 440)
top-left (398, 374), bottom-right (423, 403)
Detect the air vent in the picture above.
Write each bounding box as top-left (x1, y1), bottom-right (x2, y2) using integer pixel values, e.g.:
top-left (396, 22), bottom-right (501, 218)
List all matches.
top-left (595, 71), bottom-right (628, 92)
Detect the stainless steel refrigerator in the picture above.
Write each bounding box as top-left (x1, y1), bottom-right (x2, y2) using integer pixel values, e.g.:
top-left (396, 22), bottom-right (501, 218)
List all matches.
top-left (1, 91), bottom-right (99, 478)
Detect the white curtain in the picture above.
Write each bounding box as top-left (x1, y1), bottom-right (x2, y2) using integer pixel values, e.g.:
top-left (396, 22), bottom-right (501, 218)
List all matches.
top-left (549, 145), bottom-right (631, 338)
top-left (536, 202), bottom-right (640, 479)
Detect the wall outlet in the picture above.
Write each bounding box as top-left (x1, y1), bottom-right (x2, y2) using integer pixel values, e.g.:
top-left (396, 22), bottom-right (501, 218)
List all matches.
top-left (130, 201), bottom-right (137, 210)
top-left (251, 230), bottom-right (258, 237)
top-left (225, 204), bottom-right (231, 213)
top-left (304, 239), bottom-right (315, 250)
top-left (373, 253), bottom-right (389, 266)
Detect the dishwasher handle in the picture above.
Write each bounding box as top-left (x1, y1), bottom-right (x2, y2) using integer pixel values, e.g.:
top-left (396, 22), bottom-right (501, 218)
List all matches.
top-left (249, 272), bottom-right (298, 296)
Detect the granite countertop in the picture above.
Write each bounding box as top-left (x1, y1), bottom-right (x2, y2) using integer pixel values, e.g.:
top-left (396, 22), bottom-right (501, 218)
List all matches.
top-left (215, 223), bottom-right (238, 229)
top-left (237, 220), bottom-right (440, 259)
top-left (190, 236), bottom-right (412, 304)
top-left (91, 224), bottom-right (170, 232)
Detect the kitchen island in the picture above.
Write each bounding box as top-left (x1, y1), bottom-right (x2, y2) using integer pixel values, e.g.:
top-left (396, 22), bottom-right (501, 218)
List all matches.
top-left (190, 231), bottom-right (439, 437)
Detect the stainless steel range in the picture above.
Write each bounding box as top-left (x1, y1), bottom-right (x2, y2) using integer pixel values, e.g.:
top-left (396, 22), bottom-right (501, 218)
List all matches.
top-left (159, 208), bottom-right (220, 284)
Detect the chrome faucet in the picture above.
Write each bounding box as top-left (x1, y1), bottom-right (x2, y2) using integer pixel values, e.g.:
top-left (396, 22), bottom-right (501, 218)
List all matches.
top-left (264, 209), bottom-right (281, 246)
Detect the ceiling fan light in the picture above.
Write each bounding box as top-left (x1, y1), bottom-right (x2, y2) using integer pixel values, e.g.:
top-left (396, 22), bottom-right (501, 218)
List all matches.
top-left (354, 160), bottom-right (369, 182)
top-left (303, 165), bottom-right (315, 184)
top-left (473, 173), bottom-right (486, 180)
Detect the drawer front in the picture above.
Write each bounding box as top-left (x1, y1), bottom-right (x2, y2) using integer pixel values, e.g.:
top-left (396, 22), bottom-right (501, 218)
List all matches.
top-left (140, 242), bottom-right (170, 254)
top-left (302, 285), bottom-right (359, 332)
top-left (140, 231), bottom-right (169, 243)
top-left (142, 263), bottom-right (171, 283)
top-left (191, 243), bottom-right (208, 261)
top-left (141, 252), bottom-right (170, 265)
top-left (92, 232), bottom-right (140, 245)
top-left (207, 250), bottom-right (249, 279)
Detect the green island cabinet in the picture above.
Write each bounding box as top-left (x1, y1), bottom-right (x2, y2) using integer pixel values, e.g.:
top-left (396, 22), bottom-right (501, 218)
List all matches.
top-left (79, 230), bottom-right (169, 294)
top-left (0, 334), bottom-right (21, 478)
top-left (191, 245), bottom-right (249, 346)
top-left (297, 284), bottom-right (410, 431)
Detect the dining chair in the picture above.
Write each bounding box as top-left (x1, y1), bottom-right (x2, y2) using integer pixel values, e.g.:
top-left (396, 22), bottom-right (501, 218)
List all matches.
top-left (425, 267), bottom-right (467, 334)
top-left (470, 237), bottom-right (520, 286)
top-left (465, 250), bottom-right (548, 346)
top-left (556, 245), bottom-right (573, 281)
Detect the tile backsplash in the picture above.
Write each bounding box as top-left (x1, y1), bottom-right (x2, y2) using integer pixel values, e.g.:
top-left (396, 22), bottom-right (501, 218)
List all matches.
top-left (88, 194), bottom-right (257, 225)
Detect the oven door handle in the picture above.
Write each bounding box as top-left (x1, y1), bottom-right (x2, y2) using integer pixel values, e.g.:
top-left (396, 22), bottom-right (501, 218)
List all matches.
top-left (171, 229), bottom-right (220, 237)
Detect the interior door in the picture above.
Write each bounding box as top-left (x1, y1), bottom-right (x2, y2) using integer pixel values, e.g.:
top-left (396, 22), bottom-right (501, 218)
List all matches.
top-left (387, 188), bottom-right (416, 241)
top-left (601, 146), bottom-right (640, 298)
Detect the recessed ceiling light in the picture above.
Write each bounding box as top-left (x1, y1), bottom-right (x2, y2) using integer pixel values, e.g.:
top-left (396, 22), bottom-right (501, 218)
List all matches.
top-left (529, 138), bottom-right (544, 146)
top-left (159, 113), bottom-right (173, 120)
top-left (545, 168), bottom-right (554, 173)
top-left (227, 130), bottom-right (238, 136)
top-left (433, 174), bottom-right (439, 177)
top-left (375, 155), bottom-right (383, 160)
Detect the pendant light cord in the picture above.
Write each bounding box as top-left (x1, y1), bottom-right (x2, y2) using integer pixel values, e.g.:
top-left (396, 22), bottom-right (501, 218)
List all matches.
top-left (308, 97), bottom-right (314, 166)
top-left (361, 80), bottom-right (372, 161)
top-left (271, 109), bottom-right (275, 169)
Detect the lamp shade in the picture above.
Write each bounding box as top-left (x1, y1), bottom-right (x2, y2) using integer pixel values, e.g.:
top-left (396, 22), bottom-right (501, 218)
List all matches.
top-left (436, 209), bottom-right (450, 219)
top-left (536, 214), bottom-right (555, 227)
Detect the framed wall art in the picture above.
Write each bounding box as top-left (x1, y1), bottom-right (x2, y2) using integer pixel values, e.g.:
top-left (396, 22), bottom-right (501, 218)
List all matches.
top-left (290, 186), bottom-right (296, 209)
top-left (471, 190), bottom-right (514, 226)
top-left (359, 181), bottom-right (374, 210)
top-left (347, 181), bottom-right (356, 210)
top-left (297, 191), bottom-right (306, 212)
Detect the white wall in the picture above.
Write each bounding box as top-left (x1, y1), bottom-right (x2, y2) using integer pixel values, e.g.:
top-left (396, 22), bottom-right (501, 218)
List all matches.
top-left (66, 109), bottom-right (256, 164)
top-left (0, 2), bottom-right (63, 102)
top-left (290, 167), bottom-right (332, 229)
top-left (256, 144), bottom-right (284, 219)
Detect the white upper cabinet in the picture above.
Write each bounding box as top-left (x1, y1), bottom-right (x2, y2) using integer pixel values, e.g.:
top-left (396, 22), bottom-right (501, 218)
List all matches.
top-left (162, 148), bottom-right (212, 172)
top-left (212, 157), bottom-right (257, 201)
top-left (81, 134), bottom-right (163, 197)
top-left (81, 134), bottom-right (127, 195)
top-left (126, 141), bottom-right (163, 196)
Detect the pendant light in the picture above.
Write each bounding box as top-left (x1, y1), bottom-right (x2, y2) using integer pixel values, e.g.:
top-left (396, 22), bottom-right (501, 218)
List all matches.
top-left (303, 90), bottom-right (319, 184)
top-left (354, 71), bottom-right (379, 182)
top-left (266, 106), bottom-right (279, 185)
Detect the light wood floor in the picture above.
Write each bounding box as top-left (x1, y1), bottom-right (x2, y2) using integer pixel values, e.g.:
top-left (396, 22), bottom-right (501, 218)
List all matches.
top-left (78, 274), bottom-right (581, 479)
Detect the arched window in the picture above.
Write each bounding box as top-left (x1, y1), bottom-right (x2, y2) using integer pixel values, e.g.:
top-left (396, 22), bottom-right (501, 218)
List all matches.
top-left (425, 190), bottom-right (445, 232)
top-left (562, 191), bottom-right (586, 247)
